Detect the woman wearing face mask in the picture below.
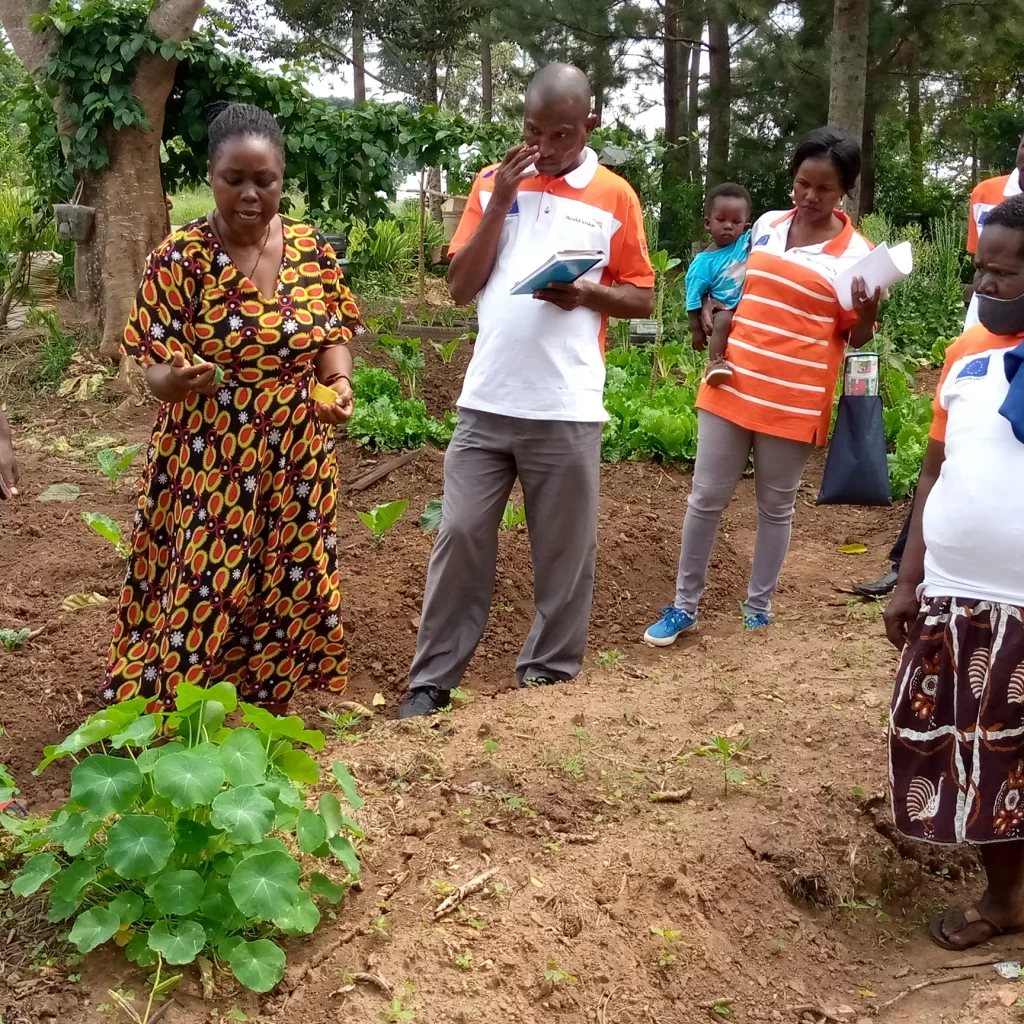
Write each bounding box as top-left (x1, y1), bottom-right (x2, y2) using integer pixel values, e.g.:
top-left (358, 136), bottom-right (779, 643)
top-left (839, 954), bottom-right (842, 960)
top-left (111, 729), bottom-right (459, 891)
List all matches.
top-left (102, 102), bottom-right (361, 713)
top-left (644, 126), bottom-right (882, 645)
top-left (884, 193), bottom-right (1024, 951)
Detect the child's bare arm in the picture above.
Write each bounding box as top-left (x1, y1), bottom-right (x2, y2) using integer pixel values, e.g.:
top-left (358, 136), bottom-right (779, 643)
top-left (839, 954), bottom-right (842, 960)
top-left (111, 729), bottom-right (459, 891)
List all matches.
top-left (688, 309), bottom-right (708, 351)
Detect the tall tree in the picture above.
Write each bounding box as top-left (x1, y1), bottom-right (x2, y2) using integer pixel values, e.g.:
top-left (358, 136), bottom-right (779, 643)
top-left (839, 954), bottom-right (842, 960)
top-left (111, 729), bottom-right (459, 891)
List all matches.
top-left (0, 0), bottom-right (204, 359)
top-left (351, 2), bottom-right (366, 102)
top-left (827, 0), bottom-right (870, 217)
top-left (706, 12), bottom-right (731, 187)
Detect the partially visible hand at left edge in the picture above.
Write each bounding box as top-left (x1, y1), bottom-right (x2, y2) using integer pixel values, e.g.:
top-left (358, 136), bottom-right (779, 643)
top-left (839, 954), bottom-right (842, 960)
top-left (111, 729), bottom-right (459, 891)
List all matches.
top-left (533, 279), bottom-right (593, 312)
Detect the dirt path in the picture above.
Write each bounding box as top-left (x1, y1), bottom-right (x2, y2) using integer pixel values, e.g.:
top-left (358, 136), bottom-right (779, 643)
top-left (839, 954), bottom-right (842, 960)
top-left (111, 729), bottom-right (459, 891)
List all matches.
top-left (1, 395), bottom-right (1020, 1024)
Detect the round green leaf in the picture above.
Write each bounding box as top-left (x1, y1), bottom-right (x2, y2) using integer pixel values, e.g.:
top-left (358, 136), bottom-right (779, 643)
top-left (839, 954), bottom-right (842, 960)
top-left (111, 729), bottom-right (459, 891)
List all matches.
top-left (227, 938), bottom-right (286, 993)
top-left (45, 811), bottom-right (95, 857)
top-left (199, 878), bottom-right (245, 929)
top-left (240, 837), bottom-right (290, 859)
top-left (274, 746), bottom-right (320, 784)
top-left (211, 785), bottom-right (275, 845)
top-left (153, 750), bottom-right (225, 809)
top-left (228, 851), bottom-right (300, 920)
top-left (111, 715), bottom-right (158, 749)
top-left (319, 793), bottom-right (343, 836)
top-left (175, 681), bottom-right (238, 713)
top-left (109, 892), bottom-right (144, 925)
top-left (219, 729), bottom-right (268, 787)
top-left (296, 809), bottom-right (327, 855)
top-left (12, 853), bottom-right (60, 896)
top-left (69, 906), bottom-right (120, 953)
top-left (70, 754), bottom-right (142, 816)
top-left (52, 859), bottom-right (96, 906)
top-left (147, 919), bottom-right (207, 965)
top-left (274, 890), bottom-right (320, 936)
top-left (136, 742), bottom-right (181, 774)
top-left (105, 814), bottom-right (175, 879)
top-left (125, 931), bottom-right (158, 967)
top-left (176, 818), bottom-right (213, 855)
top-left (149, 869), bottom-right (204, 915)
top-left (309, 872), bottom-right (345, 905)
top-left (328, 835), bottom-right (360, 878)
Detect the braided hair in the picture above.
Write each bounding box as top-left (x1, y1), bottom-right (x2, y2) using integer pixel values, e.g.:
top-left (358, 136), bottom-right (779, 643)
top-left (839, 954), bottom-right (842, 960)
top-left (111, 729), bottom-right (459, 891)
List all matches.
top-left (206, 102), bottom-right (284, 165)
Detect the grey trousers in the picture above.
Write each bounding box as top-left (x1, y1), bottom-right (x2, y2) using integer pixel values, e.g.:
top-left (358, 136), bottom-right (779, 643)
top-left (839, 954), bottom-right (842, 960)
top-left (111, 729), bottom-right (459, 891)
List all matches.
top-left (408, 409), bottom-right (602, 691)
top-left (674, 409), bottom-right (813, 616)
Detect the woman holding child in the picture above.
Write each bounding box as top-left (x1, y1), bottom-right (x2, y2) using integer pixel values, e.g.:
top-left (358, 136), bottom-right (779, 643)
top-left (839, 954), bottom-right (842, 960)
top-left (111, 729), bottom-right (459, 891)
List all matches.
top-left (645, 126), bottom-right (883, 644)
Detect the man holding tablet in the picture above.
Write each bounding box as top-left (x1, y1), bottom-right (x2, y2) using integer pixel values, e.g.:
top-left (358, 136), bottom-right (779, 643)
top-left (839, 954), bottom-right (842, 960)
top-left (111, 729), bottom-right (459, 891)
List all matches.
top-left (399, 63), bottom-right (655, 718)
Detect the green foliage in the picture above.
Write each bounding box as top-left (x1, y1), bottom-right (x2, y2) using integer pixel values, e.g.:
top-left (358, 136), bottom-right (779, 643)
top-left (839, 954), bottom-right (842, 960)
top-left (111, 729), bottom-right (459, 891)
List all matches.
top-left (431, 337), bottom-right (462, 364)
top-left (30, 308), bottom-right (77, 387)
top-left (881, 367), bottom-right (933, 499)
top-left (0, 628), bottom-right (32, 652)
top-left (347, 360), bottom-right (456, 451)
top-left (2, 685), bottom-right (362, 992)
top-left (683, 735), bottom-right (749, 793)
top-left (81, 511), bottom-right (130, 557)
top-left (500, 501), bottom-right (526, 531)
top-left (357, 500), bottom-right (409, 546)
top-left (376, 335), bottom-right (426, 398)
top-left (96, 443), bottom-right (144, 489)
top-left (419, 498), bottom-right (444, 533)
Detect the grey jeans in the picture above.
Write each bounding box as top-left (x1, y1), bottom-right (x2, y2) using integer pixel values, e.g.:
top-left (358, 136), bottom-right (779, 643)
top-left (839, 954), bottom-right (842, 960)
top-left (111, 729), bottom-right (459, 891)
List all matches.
top-left (408, 409), bottom-right (602, 691)
top-left (674, 409), bottom-right (813, 616)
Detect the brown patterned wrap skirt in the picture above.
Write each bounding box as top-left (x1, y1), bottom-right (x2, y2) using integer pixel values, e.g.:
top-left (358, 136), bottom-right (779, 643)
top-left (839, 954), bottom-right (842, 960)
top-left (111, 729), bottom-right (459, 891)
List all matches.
top-left (889, 596), bottom-right (1024, 845)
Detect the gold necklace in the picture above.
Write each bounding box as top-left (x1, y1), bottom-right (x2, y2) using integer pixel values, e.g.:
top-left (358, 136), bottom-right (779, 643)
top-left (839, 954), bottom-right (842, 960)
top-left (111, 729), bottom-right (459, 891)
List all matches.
top-left (214, 210), bottom-right (273, 281)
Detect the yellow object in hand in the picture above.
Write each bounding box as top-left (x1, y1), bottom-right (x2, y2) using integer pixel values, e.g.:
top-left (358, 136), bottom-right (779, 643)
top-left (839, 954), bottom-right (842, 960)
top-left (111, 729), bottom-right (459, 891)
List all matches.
top-left (310, 380), bottom-right (339, 404)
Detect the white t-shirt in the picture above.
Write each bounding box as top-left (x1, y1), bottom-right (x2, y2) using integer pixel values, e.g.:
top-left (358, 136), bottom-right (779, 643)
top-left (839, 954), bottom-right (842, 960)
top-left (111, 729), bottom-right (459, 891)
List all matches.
top-left (922, 325), bottom-right (1024, 605)
top-left (447, 148), bottom-right (654, 422)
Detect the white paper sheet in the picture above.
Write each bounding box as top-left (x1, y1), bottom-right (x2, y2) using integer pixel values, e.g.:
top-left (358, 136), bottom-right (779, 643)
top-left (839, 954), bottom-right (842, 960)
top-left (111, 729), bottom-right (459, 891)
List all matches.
top-left (833, 240), bottom-right (914, 310)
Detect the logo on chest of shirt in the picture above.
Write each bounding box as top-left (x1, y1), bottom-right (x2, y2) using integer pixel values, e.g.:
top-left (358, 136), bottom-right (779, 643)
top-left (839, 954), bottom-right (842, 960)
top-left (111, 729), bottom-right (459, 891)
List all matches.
top-left (956, 355), bottom-right (991, 381)
top-left (754, 234), bottom-right (771, 247)
top-left (565, 213), bottom-right (603, 231)
top-left (506, 199), bottom-right (519, 217)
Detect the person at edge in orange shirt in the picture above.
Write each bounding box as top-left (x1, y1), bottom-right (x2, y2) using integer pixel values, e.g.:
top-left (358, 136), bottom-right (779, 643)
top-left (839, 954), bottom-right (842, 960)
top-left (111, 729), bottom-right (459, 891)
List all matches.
top-left (853, 130), bottom-right (1024, 600)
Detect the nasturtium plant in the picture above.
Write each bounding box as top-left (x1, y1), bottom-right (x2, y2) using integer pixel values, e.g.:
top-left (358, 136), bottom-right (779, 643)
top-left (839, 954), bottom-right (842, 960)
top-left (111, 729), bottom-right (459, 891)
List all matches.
top-left (0, 684), bottom-right (362, 993)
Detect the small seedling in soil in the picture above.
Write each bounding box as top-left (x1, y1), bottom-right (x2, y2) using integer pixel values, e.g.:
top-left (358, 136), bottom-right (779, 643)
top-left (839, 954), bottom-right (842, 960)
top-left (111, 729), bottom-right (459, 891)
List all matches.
top-left (500, 501), bottom-right (526, 531)
top-left (419, 498), bottom-right (443, 532)
top-left (358, 500), bottom-right (408, 547)
top-left (543, 960), bottom-right (578, 986)
top-left (483, 739), bottom-right (499, 754)
top-left (450, 687), bottom-right (473, 706)
top-left (562, 753), bottom-right (584, 781)
top-left (431, 337), bottom-right (461, 364)
top-left (370, 914), bottom-right (390, 940)
top-left (0, 628), bottom-right (31, 652)
top-left (319, 708), bottom-right (370, 740)
top-left (596, 649), bottom-right (622, 668)
top-left (380, 995), bottom-right (415, 1023)
top-left (684, 735), bottom-right (749, 792)
top-left (82, 511), bottom-right (131, 557)
top-left (97, 444), bottom-right (144, 490)
top-left (454, 953), bottom-right (472, 971)
top-left (377, 335), bottom-right (425, 398)
top-left (497, 602), bottom-right (514, 612)
top-left (713, 1004), bottom-right (731, 1016)
top-left (650, 926), bottom-right (682, 968)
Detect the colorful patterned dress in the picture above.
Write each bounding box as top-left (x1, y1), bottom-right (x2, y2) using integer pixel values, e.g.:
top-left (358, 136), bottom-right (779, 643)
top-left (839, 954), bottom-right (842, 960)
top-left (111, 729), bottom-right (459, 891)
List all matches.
top-left (103, 216), bottom-right (361, 708)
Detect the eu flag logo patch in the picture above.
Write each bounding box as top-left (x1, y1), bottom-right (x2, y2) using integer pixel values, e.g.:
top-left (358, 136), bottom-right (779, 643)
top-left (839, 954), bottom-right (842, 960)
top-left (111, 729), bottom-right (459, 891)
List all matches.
top-left (957, 355), bottom-right (990, 380)
top-left (754, 234), bottom-right (770, 247)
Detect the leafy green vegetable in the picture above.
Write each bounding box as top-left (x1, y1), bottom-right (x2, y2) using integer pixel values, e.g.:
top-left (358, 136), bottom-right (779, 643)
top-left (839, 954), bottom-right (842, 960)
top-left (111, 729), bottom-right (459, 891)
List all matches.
top-left (376, 334), bottom-right (426, 397)
top-left (420, 497), bottom-right (443, 532)
top-left (81, 512), bottom-right (130, 557)
top-left (0, 685), bottom-right (364, 991)
top-left (0, 628), bottom-right (32, 652)
top-left (500, 501), bottom-right (526, 531)
top-left (358, 499), bottom-right (408, 547)
top-left (96, 443), bottom-right (144, 489)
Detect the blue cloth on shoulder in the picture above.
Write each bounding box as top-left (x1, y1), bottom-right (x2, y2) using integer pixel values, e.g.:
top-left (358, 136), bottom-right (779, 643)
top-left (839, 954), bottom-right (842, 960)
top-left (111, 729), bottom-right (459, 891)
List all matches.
top-left (684, 230), bottom-right (751, 312)
top-left (999, 340), bottom-right (1024, 443)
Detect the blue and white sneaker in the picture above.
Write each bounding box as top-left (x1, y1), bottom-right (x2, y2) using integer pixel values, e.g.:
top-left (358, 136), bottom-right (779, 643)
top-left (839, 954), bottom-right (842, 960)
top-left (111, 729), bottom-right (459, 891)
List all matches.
top-left (643, 606), bottom-right (697, 647)
top-left (743, 610), bottom-right (773, 631)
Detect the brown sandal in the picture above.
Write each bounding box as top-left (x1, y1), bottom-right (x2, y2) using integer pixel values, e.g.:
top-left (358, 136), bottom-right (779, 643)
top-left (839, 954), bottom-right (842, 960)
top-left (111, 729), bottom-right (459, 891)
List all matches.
top-left (929, 905), bottom-right (1023, 951)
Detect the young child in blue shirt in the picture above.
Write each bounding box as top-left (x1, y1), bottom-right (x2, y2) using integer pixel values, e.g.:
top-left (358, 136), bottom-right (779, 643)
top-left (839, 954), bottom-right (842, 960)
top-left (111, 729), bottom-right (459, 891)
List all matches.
top-left (685, 183), bottom-right (753, 386)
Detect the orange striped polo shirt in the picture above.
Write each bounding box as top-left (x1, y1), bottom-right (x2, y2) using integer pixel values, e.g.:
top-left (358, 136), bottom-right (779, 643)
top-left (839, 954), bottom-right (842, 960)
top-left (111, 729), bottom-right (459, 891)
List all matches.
top-left (967, 171), bottom-right (1021, 255)
top-left (697, 209), bottom-right (871, 445)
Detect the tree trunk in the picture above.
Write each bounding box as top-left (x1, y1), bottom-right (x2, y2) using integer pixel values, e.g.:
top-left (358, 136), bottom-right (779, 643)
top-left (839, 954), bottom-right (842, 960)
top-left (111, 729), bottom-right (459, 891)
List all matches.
top-left (687, 17), bottom-right (702, 186)
top-left (827, 0), bottom-right (870, 220)
top-left (0, 0), bottom-right (204, 360)
top-left (659, 0), bottom-right (689, 251)
top-left (706, 14), bottom-right (730, 188)
top-left (352, 4), bottom-right (366, 104)
top-left (859, 89), bottom-right (877, 219)
top-left (906, 43), bottom-right (922, 196)
top-left (480, 11), bottom-right (492, 120)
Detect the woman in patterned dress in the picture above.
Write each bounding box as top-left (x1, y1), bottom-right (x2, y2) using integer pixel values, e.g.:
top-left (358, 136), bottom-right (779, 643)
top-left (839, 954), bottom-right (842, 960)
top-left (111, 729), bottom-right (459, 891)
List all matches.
top-left (102, 103), bottom-right (360, 712)
top-left (885, 194), bottom-right (1024, 950)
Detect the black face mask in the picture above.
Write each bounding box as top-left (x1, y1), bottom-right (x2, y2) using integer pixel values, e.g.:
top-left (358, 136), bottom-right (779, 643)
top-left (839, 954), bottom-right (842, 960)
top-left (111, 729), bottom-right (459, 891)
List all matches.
top-left (977, 291), bottom-right (1024, 336)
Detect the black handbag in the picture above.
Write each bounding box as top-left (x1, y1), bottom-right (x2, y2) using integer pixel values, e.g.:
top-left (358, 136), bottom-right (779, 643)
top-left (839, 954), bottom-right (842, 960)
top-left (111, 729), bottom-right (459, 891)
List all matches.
top-left (816, 356), bottom-right (892, 507)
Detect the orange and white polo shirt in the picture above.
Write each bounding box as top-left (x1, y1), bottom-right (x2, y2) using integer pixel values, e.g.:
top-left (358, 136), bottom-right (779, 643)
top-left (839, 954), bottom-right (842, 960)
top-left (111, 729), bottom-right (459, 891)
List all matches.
top-left (922, 325), bottom-right (1024, 607)
top-left (967, 170), bottom-right (1021, 255)
top-left (697, 208), bottom-right (871, 445)
top-left (449, 147), bottom-right (654, 422)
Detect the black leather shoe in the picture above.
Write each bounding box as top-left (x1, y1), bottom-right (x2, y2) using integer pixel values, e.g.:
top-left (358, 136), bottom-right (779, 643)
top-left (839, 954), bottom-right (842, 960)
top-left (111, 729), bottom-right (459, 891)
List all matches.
top-left (398, 687), bottom-right (452, 719)
top-left (852, 569), bottom-right (899, 599)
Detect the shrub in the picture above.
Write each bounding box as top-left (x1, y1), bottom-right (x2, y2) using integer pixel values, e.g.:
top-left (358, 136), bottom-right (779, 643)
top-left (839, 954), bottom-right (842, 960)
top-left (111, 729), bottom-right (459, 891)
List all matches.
top-left (1, 683), bottom-right (363, 993)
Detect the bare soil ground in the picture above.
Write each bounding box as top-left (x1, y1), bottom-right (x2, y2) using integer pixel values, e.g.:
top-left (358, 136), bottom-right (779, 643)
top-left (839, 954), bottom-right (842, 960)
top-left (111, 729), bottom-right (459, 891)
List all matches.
top-left (1, 349), bottom-right (1021, 1024)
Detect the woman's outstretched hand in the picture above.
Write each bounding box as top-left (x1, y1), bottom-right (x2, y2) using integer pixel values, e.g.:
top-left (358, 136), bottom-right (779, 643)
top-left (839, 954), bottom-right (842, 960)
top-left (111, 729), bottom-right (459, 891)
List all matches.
top-left (316, 377), bottom-right (354, 424)
top-left (147, 351), bottom-right (220, 403)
